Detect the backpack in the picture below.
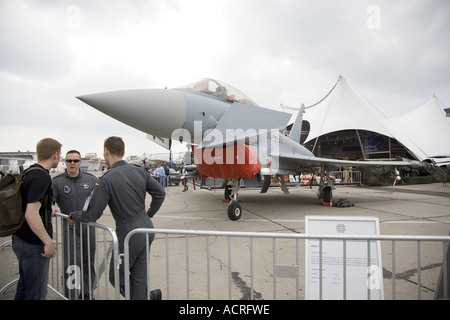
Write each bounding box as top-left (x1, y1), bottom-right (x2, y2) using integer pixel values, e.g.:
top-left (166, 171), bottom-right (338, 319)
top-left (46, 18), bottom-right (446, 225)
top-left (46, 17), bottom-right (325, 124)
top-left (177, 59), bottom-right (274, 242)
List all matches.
top-left (0, 166), bottom-right (47, 237)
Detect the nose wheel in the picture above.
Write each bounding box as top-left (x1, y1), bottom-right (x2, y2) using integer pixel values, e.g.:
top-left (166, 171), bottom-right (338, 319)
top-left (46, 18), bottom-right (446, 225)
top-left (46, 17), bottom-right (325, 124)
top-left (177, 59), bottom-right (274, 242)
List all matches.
top-left (225, 178), bottom-right (242, 220)
top-left (227, 201), bottom-right (242, 220)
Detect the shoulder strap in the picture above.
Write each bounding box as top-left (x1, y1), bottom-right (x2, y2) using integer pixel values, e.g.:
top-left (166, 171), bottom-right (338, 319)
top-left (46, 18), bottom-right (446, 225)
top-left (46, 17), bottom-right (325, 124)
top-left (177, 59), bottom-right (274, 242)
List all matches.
top-left (22, 166), bottom-right (50, 229)
top-left (23, 166), bottom-right (47, 175)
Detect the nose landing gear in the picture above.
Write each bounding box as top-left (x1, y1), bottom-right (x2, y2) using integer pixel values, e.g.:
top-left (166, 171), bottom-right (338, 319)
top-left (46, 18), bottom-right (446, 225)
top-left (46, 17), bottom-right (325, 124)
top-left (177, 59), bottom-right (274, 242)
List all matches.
top-left (225, 178), bottom-right (242, 220)
top-left (227, 201), bottom-right (242, 220)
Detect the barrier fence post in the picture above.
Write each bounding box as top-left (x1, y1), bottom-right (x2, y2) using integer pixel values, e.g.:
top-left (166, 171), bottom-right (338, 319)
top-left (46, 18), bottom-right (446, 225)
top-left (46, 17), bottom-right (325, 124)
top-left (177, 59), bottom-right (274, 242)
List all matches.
top-left (51, 213), bottom-right (121, 300)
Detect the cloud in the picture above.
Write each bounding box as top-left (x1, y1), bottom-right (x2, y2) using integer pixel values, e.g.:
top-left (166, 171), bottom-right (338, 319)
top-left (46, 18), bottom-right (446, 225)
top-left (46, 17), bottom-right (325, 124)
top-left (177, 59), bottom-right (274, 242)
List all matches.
top-left (0, 0), bottom-right (449, 157)
top-left (217, 0), bottom-right (450, 114)
top-left (0, 1), bottom-right (74, 79)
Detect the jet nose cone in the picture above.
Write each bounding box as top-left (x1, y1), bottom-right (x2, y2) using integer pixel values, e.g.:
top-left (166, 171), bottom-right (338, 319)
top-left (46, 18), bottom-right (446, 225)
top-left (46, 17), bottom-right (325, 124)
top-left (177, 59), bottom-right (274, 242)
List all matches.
top-left (77, 89), bottom-right (187, 138)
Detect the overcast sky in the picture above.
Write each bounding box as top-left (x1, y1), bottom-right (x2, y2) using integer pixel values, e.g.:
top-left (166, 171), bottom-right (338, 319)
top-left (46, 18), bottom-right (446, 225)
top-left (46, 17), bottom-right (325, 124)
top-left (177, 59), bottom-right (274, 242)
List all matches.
top-left (1, 0), bottom-right (449, 158)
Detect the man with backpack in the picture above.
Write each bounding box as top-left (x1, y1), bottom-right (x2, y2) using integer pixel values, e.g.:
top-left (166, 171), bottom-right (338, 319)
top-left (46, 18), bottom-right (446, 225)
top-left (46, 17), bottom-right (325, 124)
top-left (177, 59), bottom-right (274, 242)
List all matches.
top-left (12, 138), bottom-right (62, 300)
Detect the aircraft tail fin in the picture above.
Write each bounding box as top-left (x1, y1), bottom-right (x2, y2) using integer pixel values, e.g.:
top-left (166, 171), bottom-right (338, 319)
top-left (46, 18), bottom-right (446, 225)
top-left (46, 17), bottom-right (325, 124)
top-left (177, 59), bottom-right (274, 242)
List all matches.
top-left (288, 104), bottom-right (305, 143)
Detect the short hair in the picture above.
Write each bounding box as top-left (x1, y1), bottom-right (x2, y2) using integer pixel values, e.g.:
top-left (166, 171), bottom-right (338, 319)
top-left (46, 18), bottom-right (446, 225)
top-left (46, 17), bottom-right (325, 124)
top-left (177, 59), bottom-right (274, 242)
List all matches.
top-left (36, 138), bottom-right (62, 161)
top-left (66, 150), bottom-right (81, 158)
top-left (104, 136), bottom-right (125, 157)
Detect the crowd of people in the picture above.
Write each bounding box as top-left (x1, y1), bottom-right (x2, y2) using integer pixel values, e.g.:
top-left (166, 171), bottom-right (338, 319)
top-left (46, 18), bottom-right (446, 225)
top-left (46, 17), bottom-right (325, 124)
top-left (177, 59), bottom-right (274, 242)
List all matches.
top-left (147, 163), bottom-right (189, 191)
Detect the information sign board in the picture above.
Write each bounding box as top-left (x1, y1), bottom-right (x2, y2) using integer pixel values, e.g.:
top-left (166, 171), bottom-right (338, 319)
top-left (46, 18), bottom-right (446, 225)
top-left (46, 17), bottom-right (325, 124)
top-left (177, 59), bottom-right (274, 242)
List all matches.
top-left (305, 216), bottom-right (384, 300)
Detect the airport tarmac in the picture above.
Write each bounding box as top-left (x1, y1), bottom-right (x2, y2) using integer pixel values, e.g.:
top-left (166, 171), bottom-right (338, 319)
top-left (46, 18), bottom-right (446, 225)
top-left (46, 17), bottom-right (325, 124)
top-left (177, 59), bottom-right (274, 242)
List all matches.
top-left (1, 180), bottom-right (449, 300)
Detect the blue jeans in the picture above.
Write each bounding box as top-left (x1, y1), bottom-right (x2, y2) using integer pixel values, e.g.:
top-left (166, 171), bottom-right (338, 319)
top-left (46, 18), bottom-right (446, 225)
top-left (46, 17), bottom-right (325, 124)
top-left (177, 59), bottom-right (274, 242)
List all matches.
top-left (159, 176), bottom-right (166, 188)
top-left (12, 235), bottom-right (50, 300)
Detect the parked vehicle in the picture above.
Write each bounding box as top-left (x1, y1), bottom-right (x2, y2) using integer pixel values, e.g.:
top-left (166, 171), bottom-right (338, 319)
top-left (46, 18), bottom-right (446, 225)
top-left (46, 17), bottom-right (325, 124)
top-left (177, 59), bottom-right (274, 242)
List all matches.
top-left (168, 168), bottom-right (181, 186)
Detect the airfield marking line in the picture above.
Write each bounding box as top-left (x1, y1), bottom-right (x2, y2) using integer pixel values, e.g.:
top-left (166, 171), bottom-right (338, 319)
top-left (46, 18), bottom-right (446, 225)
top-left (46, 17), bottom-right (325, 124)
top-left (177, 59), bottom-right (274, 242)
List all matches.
top-left (382, 220), bottom-right (450, 224)
top-left (156, 215), bottom-right (224, 221)
top-left (155, 215), bottom-right (449, 224)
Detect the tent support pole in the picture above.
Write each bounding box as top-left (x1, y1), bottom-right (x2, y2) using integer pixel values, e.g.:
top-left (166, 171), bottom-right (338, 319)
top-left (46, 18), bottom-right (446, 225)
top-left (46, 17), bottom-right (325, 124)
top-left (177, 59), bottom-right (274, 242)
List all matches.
top-left (355, 130), bottom-right (366, 160)
top-left (389, 138), bottom-right (392, 159)
top-left (311, 138), bottom-right (319, 155)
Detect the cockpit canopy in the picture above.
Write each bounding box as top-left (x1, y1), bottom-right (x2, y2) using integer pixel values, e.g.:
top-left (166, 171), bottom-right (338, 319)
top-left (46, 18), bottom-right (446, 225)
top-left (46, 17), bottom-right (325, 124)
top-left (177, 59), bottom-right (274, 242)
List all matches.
top-left (177, 78), bottom-right (258, 106)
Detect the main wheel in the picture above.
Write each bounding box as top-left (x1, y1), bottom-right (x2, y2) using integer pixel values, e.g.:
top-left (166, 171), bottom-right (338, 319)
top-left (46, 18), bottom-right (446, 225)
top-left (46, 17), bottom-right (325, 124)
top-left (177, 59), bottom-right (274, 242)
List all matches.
top-left (227, 201), bottom-right (242, 220)
top-left (322, 186), bottom-right (332, 202)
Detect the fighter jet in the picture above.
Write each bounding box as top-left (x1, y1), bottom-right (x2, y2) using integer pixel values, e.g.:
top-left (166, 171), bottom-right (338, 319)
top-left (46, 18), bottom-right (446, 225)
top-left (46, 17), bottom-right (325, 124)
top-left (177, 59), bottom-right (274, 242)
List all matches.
top-left (77, 78), bottom-right (427, 220)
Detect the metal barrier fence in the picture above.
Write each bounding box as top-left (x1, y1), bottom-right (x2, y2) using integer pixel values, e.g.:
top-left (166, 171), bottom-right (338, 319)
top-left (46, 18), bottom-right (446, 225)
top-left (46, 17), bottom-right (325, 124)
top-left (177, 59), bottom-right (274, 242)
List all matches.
top-left (123, 228), bottom-right (449, 300)
top-left (1, 213), bottom-right (121, 300)
top-left (332, 170), bottom-right (362, 185)
top-left (192, 171), bottom-right (362, 190)
top-left (3, 222), bottom-right (448, 300)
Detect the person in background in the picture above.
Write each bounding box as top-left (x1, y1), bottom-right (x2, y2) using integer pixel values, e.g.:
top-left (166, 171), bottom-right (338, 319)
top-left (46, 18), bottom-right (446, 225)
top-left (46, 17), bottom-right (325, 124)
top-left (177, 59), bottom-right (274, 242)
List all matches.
top-left (155, 164), bottom-right (166, 188)
top-left (164, 165), bottom-right (170, 187)
top-left (181, 165), bottom-right (189, 192)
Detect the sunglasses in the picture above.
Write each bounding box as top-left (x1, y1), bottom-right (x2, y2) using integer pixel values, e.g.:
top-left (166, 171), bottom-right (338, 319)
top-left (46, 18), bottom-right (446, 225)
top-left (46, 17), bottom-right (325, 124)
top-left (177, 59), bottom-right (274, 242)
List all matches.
top-left (66, 159), bottom-right (81, 163)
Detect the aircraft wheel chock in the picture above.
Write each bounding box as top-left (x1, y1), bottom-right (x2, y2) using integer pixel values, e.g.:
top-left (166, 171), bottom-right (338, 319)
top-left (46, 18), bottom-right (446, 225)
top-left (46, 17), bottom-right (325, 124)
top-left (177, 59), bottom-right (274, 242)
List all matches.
top-left (227, 201), bottom-right (242, 221)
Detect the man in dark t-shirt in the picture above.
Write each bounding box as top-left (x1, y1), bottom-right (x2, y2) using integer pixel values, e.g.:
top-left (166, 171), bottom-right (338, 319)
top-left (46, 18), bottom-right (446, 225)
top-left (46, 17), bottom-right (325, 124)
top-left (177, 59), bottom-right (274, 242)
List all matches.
top-left (15, 165), bottom-right (53, 244)
top-left (12, 138), bottom-right (62, 300)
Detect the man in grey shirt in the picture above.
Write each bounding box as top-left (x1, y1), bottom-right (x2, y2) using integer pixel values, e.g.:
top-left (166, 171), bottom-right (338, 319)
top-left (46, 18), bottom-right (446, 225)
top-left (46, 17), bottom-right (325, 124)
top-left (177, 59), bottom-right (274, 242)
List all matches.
top-left (52, 150), bottom-right (98, 300)
top-left (69, 137), bottom-right (165, 300)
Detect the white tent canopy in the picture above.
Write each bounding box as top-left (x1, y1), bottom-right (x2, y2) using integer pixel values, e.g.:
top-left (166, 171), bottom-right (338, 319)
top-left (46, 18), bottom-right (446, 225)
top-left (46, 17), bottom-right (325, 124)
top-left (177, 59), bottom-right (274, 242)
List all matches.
top-left (300, 76), bottom-right (450, 165)
top-left (388, 95), bottom-right (450, 162)
top-left (303, 76), bottom-right (395, 143)
top-left (302, 76), bottom-right (396, 156)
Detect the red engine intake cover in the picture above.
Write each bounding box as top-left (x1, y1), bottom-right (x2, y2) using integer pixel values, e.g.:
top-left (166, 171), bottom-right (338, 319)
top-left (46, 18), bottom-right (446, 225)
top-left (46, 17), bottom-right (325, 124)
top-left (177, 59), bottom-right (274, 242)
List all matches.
top-left (193, 144), bottom-right (261, 180)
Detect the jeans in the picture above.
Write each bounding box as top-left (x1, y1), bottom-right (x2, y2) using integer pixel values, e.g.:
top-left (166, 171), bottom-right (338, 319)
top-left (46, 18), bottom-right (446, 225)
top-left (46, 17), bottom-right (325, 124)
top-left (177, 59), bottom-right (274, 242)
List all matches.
top-left (158, 176), bottom-right (166, 188)
top-left (12, 235), bottom-right (50, 300)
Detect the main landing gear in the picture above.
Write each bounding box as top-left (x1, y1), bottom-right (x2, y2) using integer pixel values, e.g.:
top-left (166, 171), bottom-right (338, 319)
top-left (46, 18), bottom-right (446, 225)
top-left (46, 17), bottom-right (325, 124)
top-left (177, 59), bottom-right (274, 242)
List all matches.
top-left (316, 165), bottom-right (335, 206)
